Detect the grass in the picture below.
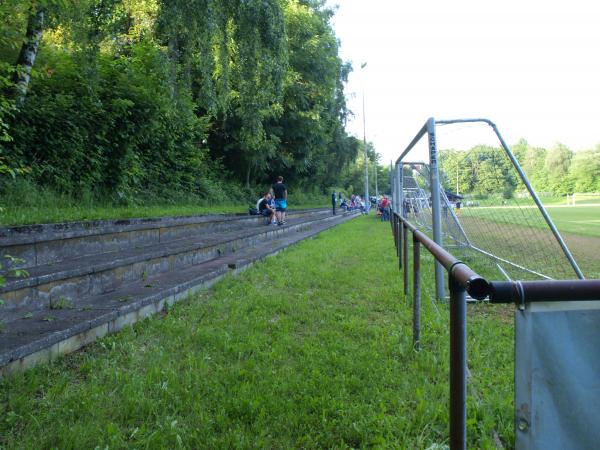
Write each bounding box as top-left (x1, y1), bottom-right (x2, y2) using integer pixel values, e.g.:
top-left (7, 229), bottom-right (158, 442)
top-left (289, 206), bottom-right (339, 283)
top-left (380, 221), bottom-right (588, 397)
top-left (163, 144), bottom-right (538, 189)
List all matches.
top-left (452, 203), bottom-right (600, 279)
top-left (0, 216), bottom-right (514, 449)
top-left (0, 199), bottom-right (328, 227)
top-left (465, 204), bottom-right (600, 238)
top-left (0, 178), bottom-right (330, 226)
top-left (544, 205), bottom-right (600, 237)
top-left (0, 203), bottom-right (246, 226)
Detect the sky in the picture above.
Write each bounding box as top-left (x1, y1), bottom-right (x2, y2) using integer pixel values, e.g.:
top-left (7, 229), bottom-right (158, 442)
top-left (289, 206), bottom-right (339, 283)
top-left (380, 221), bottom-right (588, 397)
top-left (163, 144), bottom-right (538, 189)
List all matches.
top-left (327, 0), bottom-right (600, 163)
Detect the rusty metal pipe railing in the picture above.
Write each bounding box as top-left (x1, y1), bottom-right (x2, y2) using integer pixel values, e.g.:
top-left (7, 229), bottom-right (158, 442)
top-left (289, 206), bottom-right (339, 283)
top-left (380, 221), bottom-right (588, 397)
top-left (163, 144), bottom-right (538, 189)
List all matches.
top-left (489, 280), bottom-right (600, 305)
top-left (398, 213), bottom-right (490, 300)
top-left (403, 223), bottom-right (409, 296)
top-left (412, 235), bottom-right (421, 351)
top-left (393, 211), bottom-right (490, 449)
top-left (449, 275), bottom-right (467, 450)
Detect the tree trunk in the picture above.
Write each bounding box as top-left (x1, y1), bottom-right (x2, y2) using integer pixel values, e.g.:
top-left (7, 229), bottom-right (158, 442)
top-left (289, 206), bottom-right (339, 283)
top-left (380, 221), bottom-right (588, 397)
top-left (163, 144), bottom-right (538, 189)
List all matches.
top-left (167, 35), bottom-right (180, 99)
top-left (13, 7), bottom-right (45, 105)
top-left (246, 163), bottom-right (252, 189)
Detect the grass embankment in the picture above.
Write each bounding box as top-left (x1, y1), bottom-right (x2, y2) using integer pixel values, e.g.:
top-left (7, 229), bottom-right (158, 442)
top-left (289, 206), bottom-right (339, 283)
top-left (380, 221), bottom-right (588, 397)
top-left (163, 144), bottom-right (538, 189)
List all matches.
top-left (1, 204), bottom-right (246, 226)
top-left (0, 197), bottom-right (328, 226)
top-left (0, 217), bottom-right (514, 448)
top-left (0, 202), bottom-right (329, 227)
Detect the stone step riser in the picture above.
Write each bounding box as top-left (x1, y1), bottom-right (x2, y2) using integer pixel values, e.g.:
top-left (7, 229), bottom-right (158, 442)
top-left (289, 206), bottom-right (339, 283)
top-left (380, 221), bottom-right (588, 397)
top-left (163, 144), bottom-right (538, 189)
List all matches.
top-left (2, 215), bottom-right (333, 312)
top-left (0, 212), bottom-right (359, 375)
top-left (1, 210), bottom-right (327, 270)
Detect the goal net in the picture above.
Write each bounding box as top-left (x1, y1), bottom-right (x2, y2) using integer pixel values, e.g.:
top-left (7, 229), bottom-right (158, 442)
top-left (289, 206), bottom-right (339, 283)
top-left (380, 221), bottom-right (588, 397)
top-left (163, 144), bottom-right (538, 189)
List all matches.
top-left (397, 119), bottom-right (583, 282)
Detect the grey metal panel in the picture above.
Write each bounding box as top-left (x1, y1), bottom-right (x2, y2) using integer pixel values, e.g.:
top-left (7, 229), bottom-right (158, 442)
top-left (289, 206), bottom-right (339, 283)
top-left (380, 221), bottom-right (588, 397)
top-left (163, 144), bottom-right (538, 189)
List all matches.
top-left (515, 301), bottom-right (600, 449)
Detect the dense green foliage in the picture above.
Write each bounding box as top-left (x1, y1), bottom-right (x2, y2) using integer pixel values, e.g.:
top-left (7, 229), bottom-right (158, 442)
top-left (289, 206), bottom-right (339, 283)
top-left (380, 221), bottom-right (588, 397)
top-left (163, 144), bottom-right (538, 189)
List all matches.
top-left (0, 178), bottom-right (331, 225)
top-left (440, 139), bottom-right (600, 198)
top-left (0, 217), bottom-right (515, 448)
top-left (0, 0), bottom-right (365, 207)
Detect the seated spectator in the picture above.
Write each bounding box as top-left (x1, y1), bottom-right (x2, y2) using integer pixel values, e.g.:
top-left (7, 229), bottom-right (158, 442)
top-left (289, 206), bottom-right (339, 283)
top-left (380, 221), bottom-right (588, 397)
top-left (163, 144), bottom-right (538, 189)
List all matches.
top-left (257, 192), bottom-right (276, 225)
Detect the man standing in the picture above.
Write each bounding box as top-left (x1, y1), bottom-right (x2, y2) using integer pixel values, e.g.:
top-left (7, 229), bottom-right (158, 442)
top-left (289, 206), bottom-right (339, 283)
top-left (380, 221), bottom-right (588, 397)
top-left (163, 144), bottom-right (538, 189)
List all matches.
top-left (380, 196), bottom-right (390, 221)
top-left (272, 175), bottom-right (287, 226)
top-left (331, 191), bottom-right (336, 215)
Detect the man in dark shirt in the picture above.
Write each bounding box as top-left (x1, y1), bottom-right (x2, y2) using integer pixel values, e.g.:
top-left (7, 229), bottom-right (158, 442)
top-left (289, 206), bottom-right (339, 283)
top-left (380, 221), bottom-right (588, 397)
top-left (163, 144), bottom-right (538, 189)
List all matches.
top-left (257, 192), bottom-right (276, 225)
top-left (271, 175), bottom-right (287, 225)
top-left (331, 191), bottom-right (336, 215)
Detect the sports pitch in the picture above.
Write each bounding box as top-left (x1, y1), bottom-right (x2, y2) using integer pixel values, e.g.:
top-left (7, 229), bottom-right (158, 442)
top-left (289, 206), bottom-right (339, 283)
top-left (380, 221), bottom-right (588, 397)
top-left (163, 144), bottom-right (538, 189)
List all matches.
top-left (460, 203), bottom-right (600, 278)
top-left (545, 205), bottom-right (600, 237)
top-left (465, 204), bottom-right (600, 238)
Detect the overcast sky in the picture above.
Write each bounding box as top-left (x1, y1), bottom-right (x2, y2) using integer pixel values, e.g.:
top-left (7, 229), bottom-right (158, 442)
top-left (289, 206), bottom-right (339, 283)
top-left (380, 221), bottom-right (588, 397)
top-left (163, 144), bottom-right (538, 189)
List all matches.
top-left (328, 0), bottom-right (600, 163)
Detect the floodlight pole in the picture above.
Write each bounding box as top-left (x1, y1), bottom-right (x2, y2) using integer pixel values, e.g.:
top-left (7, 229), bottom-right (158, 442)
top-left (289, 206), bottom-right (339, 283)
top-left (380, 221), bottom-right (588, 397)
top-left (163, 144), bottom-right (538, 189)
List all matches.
top-left (375, 162), bottom-right (379, 199)
top-left (361, 62), bottom-right (369, 213)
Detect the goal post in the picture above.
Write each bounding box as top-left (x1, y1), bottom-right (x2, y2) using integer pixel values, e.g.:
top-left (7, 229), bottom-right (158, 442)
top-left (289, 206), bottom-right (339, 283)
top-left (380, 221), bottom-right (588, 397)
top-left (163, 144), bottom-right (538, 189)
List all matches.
top-left (571, 192), bottom-right (600, 205)
top-left (392, 118), bottom-right (584, 289)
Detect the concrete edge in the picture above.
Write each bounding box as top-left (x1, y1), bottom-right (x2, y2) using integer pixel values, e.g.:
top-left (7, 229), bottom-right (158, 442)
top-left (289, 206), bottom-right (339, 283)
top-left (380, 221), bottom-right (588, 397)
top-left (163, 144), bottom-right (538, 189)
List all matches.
top-left (0, 208), bottom-right (329, 246)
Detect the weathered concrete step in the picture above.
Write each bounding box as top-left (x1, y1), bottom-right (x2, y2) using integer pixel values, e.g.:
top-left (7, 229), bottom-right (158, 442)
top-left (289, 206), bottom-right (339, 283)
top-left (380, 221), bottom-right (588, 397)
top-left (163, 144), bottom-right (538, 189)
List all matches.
top-left (0, 211), bottom-right (343, 312)
top-left (1, 209), bottom-right (328, 270)
top-left (0, 211), bottom-right (360, 374)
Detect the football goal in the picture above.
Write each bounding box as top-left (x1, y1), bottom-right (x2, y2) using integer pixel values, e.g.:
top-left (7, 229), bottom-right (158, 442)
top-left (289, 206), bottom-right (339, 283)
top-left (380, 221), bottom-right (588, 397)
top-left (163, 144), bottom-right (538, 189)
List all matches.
top-left (391, 118), bottom-right (584, 299)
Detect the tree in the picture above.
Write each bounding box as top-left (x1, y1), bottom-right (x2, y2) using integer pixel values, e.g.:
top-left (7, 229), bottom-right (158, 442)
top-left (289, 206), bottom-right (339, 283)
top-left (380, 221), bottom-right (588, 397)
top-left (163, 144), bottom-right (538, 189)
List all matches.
top-left (545, 143), bottom-right (574, 195)
top-left (0, 0), bottom-right (358, 202)
top-left (570, 146), bottom-right (600, 193)
top-left (12, 6), bottom-right (45, 104)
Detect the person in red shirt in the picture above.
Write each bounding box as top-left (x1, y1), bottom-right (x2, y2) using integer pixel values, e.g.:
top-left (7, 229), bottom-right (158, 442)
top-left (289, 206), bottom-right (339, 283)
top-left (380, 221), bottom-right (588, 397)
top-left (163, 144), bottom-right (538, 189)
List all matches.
top-left (380, 196), bottom-right (390, 221)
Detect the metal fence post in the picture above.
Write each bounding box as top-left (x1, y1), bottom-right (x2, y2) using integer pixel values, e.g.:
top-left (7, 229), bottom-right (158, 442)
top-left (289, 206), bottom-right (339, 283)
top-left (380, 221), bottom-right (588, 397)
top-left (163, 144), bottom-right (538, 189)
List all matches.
top-left (398, 217), bottom-right (402, 269)
top-left (403, 223), bottom-right (409, 296)
top-left (397, 162), bottom-right (404, 218)
top-left (391, 163), bottom-right (396, 215)
top-left (449, 273), bottom-right (467, 450)
top-left (413, 235), bottom-right (421, 351)
top-left (392, 213), bottom-right (398, 251)
top-left (427, 117), bottom-right (446, 300)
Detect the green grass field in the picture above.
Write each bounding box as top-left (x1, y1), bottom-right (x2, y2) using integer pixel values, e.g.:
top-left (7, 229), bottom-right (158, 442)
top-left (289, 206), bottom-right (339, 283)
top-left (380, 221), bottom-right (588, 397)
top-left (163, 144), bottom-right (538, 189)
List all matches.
top-left (463, 204), bottom-right (600, 238)
top-left (0, 217), bottom-right (514, 448)
top-left (545, 205), bottom-right (600, 237)
top-left (457, 203), bottom-right (600, 278)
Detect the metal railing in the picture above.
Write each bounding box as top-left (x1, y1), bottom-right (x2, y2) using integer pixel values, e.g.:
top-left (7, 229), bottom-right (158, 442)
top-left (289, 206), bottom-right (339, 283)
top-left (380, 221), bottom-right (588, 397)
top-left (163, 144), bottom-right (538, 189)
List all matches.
top-left (390, 210), bottom-right (600, 449)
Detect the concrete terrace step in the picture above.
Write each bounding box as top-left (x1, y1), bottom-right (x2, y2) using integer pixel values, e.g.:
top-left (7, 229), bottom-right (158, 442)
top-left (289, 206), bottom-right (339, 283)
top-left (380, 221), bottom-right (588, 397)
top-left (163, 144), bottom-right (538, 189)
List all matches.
top-left (1, 210), bottom-right (359, 374)
top-left (1, 208), bottom-right (328, 270)
top-left (1, 210), bottom-right (335, 312)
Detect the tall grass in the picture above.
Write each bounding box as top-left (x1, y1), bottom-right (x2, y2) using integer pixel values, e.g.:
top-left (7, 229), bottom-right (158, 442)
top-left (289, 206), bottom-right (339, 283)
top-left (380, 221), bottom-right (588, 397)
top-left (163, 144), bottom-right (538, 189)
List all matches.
top-left (0, 179), bottom-right (329, 226)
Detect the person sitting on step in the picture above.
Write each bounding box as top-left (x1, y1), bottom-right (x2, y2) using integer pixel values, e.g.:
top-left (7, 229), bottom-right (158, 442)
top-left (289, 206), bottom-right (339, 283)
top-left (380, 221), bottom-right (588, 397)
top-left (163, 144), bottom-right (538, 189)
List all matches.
top-left (257, 192), bottom-right (276, 225)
